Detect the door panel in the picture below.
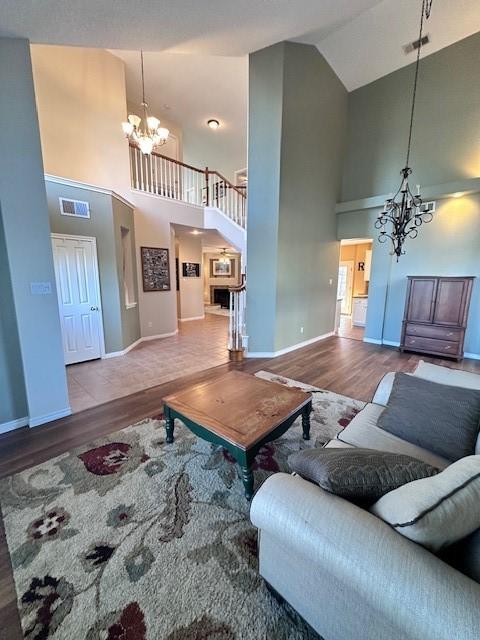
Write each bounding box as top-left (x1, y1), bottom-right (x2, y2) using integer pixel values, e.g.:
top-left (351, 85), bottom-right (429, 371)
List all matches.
top-left (434, 279), bottom-right (468, 326)
top-left (407, 278), bottom-right (437, 323)
top-left (52, 236), bottom-right (102, 364)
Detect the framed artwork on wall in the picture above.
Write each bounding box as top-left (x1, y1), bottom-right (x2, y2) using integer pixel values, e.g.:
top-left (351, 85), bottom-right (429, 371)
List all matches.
top-left (182, 262), bottom-right (200, 278)
top-left (210, 258), bottom-right (235, 278)
top-left (141, 247), bottom-right (170, 291)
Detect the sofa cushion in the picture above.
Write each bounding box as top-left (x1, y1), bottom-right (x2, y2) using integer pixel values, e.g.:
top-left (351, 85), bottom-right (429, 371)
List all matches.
top-left (414, 360), bottom-right (480, 390)
top-left (337, 403), bottom-right (450, 469)
top-left (370, 455), bottom-right (480, 551)
top-left (288, 448), bottom-right (439, 505)
top-left (377, 373), bottom-right (480, 462)
top-left (439, 528), bottom-right (480, 584)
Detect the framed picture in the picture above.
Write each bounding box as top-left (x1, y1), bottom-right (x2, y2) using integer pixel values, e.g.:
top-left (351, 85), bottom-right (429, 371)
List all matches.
top-left (141, 247), bottom-right (170, 291)
top-left (210, 258), bottom-right (235, 278)
top-left (182, 262), bottom-right (200, 278)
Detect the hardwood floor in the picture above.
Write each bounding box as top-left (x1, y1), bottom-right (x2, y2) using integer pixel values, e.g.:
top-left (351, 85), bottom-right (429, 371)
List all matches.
top-left (1, 335), bottom-right (480, 638)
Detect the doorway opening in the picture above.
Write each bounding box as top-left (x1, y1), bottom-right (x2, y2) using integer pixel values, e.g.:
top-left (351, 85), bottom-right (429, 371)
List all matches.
top-left (336, 238), bottom-right (372, 341)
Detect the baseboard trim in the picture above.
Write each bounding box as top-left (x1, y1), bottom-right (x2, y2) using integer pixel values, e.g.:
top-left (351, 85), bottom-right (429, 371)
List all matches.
top-left (179, 315), bottom-right (205, 322)
top-left (465, 352), bottom-right (480, 361)
top-left (0, 416), bottom-right (29, 434)
top-left (103, 331), bottom-right (178, 358)
top-left (29, 407), bottom-right (72, 428)
top-left (247, 331), bottom-right (335, 358)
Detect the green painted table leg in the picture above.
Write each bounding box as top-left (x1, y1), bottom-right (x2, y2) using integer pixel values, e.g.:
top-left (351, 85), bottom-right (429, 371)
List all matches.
top-left (241, 465), bottom-right (254, 501)
top-left (164, 406), bottom-right (175, 443)
top-left (302, 401), bottom-right (312, 440)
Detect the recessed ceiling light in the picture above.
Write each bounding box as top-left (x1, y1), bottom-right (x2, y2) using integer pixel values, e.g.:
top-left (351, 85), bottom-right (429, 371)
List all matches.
top-left (191, 229), bottom-right (202, 235)
top-left (207, 119), bottom-right (220, 130)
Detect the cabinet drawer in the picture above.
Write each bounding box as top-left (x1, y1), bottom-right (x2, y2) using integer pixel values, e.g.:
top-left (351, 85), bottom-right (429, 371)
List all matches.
top-left (404, 335), bottom-right (460, 356)
top-left (405, 323), bottom-right (462, 342)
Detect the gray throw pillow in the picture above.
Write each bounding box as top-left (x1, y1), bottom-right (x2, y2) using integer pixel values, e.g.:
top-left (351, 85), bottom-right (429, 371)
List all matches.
top-left (288, 448), bottom-right (439, 505)
top-left (377, 373), bottom-right (480, 461)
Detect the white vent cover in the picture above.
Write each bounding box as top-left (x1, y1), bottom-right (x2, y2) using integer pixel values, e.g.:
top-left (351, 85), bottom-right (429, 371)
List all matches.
top-left (59, 197), bottom-right (90, 218)
top-left (419, 200), bottom-right (436, 214)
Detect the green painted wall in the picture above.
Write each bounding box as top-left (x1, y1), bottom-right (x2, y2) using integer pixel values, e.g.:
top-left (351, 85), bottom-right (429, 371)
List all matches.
top-left (247, 42), bottom-right (347, 354)
top-left (342, 32), bottom-right (480, 202)
top-left (46, 181), bottom-right (140, 353)
top-left (0, 38), bottom-right (69, 426)
top-left (0, 215), bottom-right (27, 424)
top-left (338, 32), bottom-right (480, 357)
top-left (112, 196), bottom-right (141, 348)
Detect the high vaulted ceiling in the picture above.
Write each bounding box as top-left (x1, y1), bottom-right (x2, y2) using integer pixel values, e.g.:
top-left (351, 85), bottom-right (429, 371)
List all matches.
top-left (2, 0), bottom-right (478, 90)
top-left (1, 1), bottom-right (381, 58)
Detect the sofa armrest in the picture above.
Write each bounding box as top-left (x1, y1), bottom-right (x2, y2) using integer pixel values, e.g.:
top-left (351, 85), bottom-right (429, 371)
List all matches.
top-left (251, 473), bottom-right (480, 640)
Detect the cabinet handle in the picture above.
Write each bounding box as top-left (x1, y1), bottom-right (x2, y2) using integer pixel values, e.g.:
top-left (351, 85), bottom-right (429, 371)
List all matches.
top-left (410, 339), bottom-right (416, 343)
top-left (444, 345), bottom-right (451, 350)
top-left (447, 332), bottom-right (453, 336)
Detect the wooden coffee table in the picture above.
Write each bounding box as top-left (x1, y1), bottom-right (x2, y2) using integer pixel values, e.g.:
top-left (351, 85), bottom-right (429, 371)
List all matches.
top-left (163, 370), bottom-right (312, 499)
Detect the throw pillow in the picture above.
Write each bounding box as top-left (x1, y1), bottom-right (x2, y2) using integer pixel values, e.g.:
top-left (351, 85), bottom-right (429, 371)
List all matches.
top-left (377, 372), bottom-right (480, 461)
top-left (288, 448), bottom-right (439, 505)
top-left (370, 455), bottom-right (480, 551)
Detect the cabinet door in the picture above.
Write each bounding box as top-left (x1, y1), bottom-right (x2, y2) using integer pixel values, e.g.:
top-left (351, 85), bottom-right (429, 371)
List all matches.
top-left (406, 278), bottom-right (437, 323)
top-left (434, 278), bottom-right (470, 326)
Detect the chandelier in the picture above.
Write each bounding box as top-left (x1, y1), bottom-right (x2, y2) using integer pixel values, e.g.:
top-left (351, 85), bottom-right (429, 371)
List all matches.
top-left (375, 0), bottom-right (434, 260)
top-left (122, 51), bottom-right (169, 155)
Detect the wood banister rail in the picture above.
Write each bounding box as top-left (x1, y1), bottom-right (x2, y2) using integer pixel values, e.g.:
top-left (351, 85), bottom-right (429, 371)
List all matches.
top-left (208, 169), bottom-right (246, 199)
top-left (128, 143), bottom-right (247, 228)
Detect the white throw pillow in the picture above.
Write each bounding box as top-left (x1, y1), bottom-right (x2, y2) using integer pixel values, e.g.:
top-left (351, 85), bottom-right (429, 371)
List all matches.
top-left (370, 455), bottom-right (480, 551)
top-left (414, 360), bottom-right (480, 390)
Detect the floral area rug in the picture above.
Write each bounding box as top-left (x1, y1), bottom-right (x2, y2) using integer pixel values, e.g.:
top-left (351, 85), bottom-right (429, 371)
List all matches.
top-left (0, 372), bottom-right (365, 640)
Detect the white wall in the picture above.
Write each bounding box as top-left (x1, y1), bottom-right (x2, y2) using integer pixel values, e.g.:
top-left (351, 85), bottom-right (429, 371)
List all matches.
top-left (178, 235), bottom-right (204, 320)
top-left (31, 44), bottom-right (131, 199)
top-left (131, 192), bottom-right (204, 337)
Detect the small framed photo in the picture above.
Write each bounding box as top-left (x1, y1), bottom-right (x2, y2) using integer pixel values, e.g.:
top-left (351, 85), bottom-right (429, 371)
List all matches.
top-left (182, 262), bottom-right (200, 278)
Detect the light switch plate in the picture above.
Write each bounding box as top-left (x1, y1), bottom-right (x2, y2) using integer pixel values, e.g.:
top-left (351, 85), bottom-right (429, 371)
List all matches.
top-left (30, 282), bottom-right (52, 295)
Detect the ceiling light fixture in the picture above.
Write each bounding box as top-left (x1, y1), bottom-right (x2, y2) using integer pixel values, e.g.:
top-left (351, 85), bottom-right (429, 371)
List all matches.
top-left (375, 0), bottom-right (434, 260)
top-left (219, 247), bottom-right (229, 263)
top-left (207, 119), bottom-right (220, 130)
top-left (122, 50), bottom-right (169, 155)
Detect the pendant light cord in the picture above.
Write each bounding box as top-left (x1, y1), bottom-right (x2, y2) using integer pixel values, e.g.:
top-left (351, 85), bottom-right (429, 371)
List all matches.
top-left (405, 0), bottom-right (433, 167)
top-left (140, 50), bottom-right (146, 105)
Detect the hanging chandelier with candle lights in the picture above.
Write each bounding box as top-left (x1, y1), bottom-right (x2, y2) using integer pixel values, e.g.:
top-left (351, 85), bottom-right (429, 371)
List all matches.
top-left (122, 51), bottom-right (169, 155)
top-left (375, 0), bottom-right (434, 260)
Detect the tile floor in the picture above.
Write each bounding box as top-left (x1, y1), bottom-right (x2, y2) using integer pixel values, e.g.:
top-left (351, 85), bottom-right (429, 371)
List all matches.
top-left (67, 315), bottom-right (229, 413)
top-left (338, 315), bottom-right (365, 341)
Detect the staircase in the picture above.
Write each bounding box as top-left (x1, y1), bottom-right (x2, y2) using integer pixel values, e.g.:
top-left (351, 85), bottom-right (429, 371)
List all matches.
top-left (129, 144), bottom-right (248, 358)
top-left (129, 144), bottom-right (246, 229)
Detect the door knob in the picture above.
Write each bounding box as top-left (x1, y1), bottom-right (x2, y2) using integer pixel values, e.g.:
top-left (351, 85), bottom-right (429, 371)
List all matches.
top-left (90, 306), bottom-right (98, 311)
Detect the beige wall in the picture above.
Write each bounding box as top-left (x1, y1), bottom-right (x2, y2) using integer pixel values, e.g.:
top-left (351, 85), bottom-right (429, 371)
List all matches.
top-left (31, 45), bottom-right (131, 198)
top-left (203, 252), bottom-right (241, 303)
top-left (131, 192), bottom-right (203, 337)
top-left (178, 235), bottom-right (204, 320)
top-left (340, 242), bottom-right (372, 296)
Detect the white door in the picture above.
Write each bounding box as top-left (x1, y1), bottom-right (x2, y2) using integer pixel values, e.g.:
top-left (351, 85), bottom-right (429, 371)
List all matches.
top-left (338, 261), bottom-right (354, 315)
top-left (51, 234), bottom-right (103, 365)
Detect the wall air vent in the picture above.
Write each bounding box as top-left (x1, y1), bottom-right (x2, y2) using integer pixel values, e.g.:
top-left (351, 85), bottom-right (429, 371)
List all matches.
top-left (59, 197), bottom-right (90, 219)
top-left (403, 34), bottom-right (430, 55)
top-left (419, 200), bottom-right (435, 214)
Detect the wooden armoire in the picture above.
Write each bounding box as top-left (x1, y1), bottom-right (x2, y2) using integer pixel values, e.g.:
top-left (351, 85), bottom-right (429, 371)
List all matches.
top-left (400, 276), bottom-right (474, 361)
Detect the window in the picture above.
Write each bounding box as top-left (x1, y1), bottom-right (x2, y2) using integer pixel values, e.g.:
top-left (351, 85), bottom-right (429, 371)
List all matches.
top-left (121, 226), bottom-right (136, 309)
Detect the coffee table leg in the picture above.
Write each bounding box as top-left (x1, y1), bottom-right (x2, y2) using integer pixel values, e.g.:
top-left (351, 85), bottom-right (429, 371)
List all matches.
top-left (302, 401), bottom-right (312, 441)
top-left (241, 465), bottom-right (254, 501)
top-left (164, 406), bottom-right (175, 444)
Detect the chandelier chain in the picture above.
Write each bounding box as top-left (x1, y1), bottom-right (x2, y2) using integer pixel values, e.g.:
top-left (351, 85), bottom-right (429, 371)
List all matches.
top-left (405, 0), bottom-right (433, 167)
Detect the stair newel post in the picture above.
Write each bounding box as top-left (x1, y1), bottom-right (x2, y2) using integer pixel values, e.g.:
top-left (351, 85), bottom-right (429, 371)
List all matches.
top-left (205, 167), bottom-right (210, 207)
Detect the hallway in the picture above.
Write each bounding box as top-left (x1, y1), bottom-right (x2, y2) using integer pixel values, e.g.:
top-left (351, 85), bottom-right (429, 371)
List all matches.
top-left (67, 315), bottom-right (229, 412)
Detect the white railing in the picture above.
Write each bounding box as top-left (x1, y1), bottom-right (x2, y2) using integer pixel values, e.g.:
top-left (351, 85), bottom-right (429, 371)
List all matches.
top-left (130, 144), bottom-right (247, 228)
top-left (228, 277), bottom-right (246, 357)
